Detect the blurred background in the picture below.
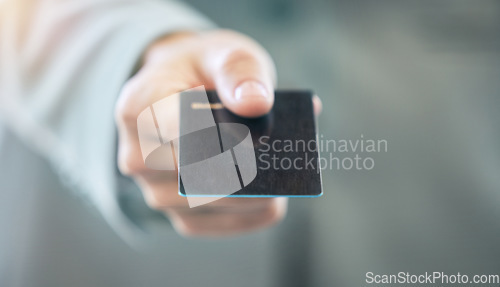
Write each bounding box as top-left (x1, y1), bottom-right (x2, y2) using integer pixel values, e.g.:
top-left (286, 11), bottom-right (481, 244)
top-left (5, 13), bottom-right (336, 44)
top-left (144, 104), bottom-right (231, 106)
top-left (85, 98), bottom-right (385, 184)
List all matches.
top-left (1, 0), bottom-right (500, 286)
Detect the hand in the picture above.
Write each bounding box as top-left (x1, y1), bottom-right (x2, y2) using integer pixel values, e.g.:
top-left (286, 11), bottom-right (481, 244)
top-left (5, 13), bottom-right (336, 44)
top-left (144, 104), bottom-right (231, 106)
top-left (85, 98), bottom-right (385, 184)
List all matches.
top-left (115, 30), bottom-right (321, 237)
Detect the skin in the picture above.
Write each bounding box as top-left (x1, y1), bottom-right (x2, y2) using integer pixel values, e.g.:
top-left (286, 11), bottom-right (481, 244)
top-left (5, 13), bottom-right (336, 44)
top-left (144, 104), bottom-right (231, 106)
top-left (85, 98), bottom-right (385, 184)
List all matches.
top-left (115, 30), bottom-right (322, 237)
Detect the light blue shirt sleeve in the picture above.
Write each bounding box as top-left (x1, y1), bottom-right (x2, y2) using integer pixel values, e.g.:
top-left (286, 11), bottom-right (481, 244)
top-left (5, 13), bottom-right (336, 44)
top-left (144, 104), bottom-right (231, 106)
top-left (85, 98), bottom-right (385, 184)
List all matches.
top-left (0, 0), bottom-right (214, 245)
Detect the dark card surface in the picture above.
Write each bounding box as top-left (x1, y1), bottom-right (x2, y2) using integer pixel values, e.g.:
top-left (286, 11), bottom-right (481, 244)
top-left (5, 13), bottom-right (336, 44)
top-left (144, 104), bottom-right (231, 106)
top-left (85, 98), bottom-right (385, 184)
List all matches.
top-left (179, 90), bottom-right (322, 197)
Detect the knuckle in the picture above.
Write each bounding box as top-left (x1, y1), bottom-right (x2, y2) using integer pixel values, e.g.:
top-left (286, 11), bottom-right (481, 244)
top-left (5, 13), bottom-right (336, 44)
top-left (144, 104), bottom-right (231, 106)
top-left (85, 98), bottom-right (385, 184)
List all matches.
top-left (114, 102), bottom-right (132, 126)
top-left (143, 189), bottom-right (177, 210)
top-left (115, 80), bottom-right (144, 125)
top-left (118, 151), bottom-right (145, 176)
top-left (221, 48), bottom-right (260, 74)
top-left (144, 194), bottom-right (166, 210)
top-left (174, 223), bottom-right (200, 237)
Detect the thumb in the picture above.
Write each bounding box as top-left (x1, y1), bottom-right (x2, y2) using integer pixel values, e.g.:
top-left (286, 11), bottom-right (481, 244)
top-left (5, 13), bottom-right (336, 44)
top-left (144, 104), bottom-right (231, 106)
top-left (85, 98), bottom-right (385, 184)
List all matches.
top-left (202, 34), bottom-right (276, 118)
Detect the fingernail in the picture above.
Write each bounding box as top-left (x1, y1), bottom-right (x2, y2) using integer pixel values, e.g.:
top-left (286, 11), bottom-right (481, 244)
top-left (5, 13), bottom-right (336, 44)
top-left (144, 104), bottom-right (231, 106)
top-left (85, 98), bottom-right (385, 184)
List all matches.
top-left (234, 81), bottom-right (269, 101)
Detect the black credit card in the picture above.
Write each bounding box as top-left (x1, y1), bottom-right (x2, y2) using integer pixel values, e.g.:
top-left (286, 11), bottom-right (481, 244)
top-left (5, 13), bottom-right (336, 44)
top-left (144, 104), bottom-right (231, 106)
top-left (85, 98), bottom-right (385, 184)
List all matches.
top-left (178, 90), bottom-right (322, 197)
